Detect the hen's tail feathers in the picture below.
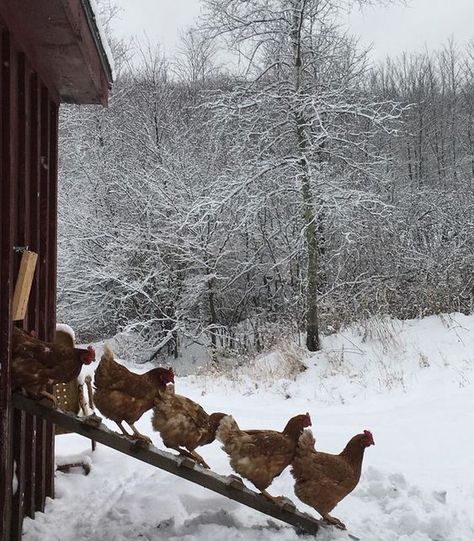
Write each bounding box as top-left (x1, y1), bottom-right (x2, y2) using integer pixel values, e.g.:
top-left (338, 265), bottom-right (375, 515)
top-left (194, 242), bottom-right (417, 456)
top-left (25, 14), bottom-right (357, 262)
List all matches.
top-left (94, 344), bottom-right (114, 388)
top-left (215, 415), bottom-right (240, 444)
top-left (298, 429), bottom-right (316, 451)
top-left (101, 344), bottom-right (114, 363)
top-left (291, 429), bottom-right (316, 480)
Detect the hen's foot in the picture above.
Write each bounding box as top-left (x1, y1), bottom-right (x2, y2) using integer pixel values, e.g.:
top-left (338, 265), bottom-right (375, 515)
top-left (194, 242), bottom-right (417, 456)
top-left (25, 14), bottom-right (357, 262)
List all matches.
top-left (39, 390), bottom-right (57, 408)
top-left (227, 474), bottom-right (245, 490)
top-left (130, 433), bottom-right (152, 445)
top-left (190, 450), bottom-right (210, 469)
top-left (279, 497), bottom-right (296, 511)
top-left (82, 413), bottom-right (102, 427)
top-left (323, 514), bottom-right (346, 530)
top-left (127, 423), bottom-right (152, 445)
top-left (169, 446), bottom-right (197, 462)
top-left (261, 490), bottom-right (285, 504)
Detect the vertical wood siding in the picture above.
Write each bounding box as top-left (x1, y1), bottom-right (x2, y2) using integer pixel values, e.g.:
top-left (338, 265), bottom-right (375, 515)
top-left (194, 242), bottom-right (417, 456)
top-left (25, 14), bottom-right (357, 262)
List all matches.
top-left (0, 25), bottom-right (59, 541)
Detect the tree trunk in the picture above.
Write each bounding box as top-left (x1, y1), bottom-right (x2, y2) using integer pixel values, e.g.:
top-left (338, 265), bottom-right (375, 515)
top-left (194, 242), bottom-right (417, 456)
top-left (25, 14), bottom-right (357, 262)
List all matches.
top-left (301, 161), bottom-right (320, 351)
top-left (292, 1), bottom-right (320, 351)
top-left (208, 276), bottom-right (217, 350)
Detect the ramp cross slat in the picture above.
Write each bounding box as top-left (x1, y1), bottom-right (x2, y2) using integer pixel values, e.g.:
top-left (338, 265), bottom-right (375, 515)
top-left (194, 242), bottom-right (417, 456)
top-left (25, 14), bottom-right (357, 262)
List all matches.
top-left (12, 394), bottom-right (359, 540)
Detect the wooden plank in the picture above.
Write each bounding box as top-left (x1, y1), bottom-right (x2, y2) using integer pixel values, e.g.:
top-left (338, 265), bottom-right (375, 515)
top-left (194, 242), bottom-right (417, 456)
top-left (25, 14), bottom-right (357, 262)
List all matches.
top-left (10, 48), bottom-right (27, 541)
top-left (12, 250), bottom-right (38, 321)
top-left (10, 395), bottom-right (348, 539)
top-left (11, 407), bottom-right (26, 541)
top-left (0, 27), bottom-right (14, 540)
top-left (47, 101), bottom-right (58, 338)
top-left (27, 72), bottom-right (40, 333)
top-left (38, 84), bottom-right (50, 341)
top-left (24, 70), bottom-right (40, 519)
top-left (34, 419), bottom-right (47, 513)
top-left (45, 98), bottom-right (58, 499)
top-left (18, 55), bottom-right (36, 521)
top-left (34, 83), bottom-right (51, 512)
top-left (23, 413), bottom-right (36, 518)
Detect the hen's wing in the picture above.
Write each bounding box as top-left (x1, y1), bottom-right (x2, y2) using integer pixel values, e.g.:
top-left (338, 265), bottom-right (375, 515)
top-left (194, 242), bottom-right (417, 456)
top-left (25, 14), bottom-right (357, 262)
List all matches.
top-left (94, 388), bottom-right (151, 425)
top-left (154, 393), bottom-right (209, 427)
top-left (152, 394), bottom-right (209, 449)
top-left (218, 418), bottom-right (295, 490)
top-left (295, 450), bottom-right (354, 483)
top-left (11, 356), bottom-right (53, 390)
top-left (240, 430), bottom-right (294, 455)
top-left (94, 346), bottom-right (152, 399)
top-left (12, 327), bottom-right (64, 369)
top-left (293, 452), bottom-right (355, 514)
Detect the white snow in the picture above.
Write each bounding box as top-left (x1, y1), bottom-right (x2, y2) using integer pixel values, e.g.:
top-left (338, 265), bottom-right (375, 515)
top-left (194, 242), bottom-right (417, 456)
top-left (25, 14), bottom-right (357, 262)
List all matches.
top-left (23, 313), bottom-right (474, 541)
top-left (56, 323), bottom-right (76, 342)
top-left (88, 0), bottom-right (116, 80)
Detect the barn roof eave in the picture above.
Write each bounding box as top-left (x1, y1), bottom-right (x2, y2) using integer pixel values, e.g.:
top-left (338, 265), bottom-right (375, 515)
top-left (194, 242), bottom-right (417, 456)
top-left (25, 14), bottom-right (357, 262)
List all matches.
top-left (0, 0), bottom-right (114, 105)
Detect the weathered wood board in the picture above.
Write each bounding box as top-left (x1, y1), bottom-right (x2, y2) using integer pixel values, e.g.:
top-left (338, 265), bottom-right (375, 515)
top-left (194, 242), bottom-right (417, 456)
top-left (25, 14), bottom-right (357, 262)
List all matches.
top-left (12, 394), bottom-right (329, 537)
top-left (12, 250), bottom-right (38, 321)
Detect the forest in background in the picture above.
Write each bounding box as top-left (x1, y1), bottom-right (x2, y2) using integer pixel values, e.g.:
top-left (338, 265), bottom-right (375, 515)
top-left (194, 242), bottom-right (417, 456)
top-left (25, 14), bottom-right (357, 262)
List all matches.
top-left (57, 0), bottom-right (474, 360)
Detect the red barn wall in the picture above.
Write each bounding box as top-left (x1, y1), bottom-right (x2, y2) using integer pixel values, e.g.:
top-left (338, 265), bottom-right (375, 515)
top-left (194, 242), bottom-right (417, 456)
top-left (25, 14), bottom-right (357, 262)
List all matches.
top-left (0, 21), bottom-right (59, 540)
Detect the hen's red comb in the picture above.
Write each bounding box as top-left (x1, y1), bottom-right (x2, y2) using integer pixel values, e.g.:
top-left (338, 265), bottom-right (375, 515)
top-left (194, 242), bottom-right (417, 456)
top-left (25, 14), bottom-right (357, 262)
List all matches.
top-left (162, 366), bottom-right (175, 383)
top-left (363, 430), bottom-right (375, 445)
top-left (84, 345), bottom-right (96, 364)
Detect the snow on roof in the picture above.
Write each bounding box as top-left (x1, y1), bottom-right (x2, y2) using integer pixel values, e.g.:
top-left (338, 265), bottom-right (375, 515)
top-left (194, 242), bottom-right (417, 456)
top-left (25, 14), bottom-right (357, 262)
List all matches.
top-left (86, 0), bottom-right (116, 81)
top-left (56, 323), bottom-right (76, 342)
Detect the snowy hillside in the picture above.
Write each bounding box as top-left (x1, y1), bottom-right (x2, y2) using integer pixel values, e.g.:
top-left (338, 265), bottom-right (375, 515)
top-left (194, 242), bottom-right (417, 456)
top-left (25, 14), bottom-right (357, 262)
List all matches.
top-left (23, 313), bottom-right (474, 541)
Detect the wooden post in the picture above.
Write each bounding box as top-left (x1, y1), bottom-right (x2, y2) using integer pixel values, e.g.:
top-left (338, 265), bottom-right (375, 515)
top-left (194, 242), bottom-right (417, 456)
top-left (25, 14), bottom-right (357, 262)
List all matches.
top-left (11, 250), bottom-right (38, 321)
top-left (0, 27), bottom-right (14, 540)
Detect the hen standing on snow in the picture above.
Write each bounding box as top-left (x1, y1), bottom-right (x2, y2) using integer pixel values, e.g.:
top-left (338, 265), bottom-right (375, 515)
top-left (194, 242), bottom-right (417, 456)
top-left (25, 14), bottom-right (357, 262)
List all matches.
top-left (291, 429), bottom-right (375, 529)
top-left (94, 345), bottom-right (174, 443)
top-left (216, 413), bottom-right (312, 503)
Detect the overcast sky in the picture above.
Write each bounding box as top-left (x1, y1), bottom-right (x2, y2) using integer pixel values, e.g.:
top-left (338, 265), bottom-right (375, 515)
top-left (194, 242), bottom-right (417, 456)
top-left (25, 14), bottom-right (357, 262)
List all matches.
top-left (112, 0), bottom-right (474, 62)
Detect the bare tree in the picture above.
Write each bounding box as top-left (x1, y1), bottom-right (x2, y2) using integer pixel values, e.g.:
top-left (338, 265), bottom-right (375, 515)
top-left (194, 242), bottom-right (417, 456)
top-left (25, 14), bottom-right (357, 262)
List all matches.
top-left (198, 0), bottom-right (400, 350)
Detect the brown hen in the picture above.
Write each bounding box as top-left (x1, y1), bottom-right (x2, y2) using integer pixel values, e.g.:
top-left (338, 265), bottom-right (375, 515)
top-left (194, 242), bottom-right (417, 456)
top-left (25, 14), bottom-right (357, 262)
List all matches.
top-left (291, 429), bottom-right (375, 529)
top-left (216, 413), bottom-right (312, 503)
top-left (151, 388), bottom-right (226, 468)
top-left (11, 326), bottom-right (95, 405)
top-left (93, 345), bottom-right (174, 443)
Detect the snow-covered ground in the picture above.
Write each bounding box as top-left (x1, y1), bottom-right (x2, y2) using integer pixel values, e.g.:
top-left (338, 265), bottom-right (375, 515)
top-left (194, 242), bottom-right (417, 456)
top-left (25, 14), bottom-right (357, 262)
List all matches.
top-left (23, 313), bottom-right (474, 541)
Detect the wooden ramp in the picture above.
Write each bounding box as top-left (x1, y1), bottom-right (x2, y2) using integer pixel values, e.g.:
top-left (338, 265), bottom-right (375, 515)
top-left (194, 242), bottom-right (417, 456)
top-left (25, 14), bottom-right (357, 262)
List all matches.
top-left (13, 394), bottom-right (358, 540)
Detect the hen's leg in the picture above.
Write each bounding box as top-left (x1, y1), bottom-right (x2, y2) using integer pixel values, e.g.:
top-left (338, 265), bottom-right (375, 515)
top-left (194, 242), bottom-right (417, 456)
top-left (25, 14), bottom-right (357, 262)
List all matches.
top-left (166, 444), bottom-right (198, 462)
top-left (190, 450), bottom-right (210, 469)
top-left (322, 514), bottom-right (346, 530)
top-left (85, 375), bottom-right (95, 409)
top-left (126, 423), bottom-right (152, 444)
top-left (116, 422), bottom-right (133, 438)
top-left (39, 390), bottom-right (57, 407)
top-left (260, 490), bottom-right (284, 504)
top-left (78, 384), bottom-right (87, 415)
